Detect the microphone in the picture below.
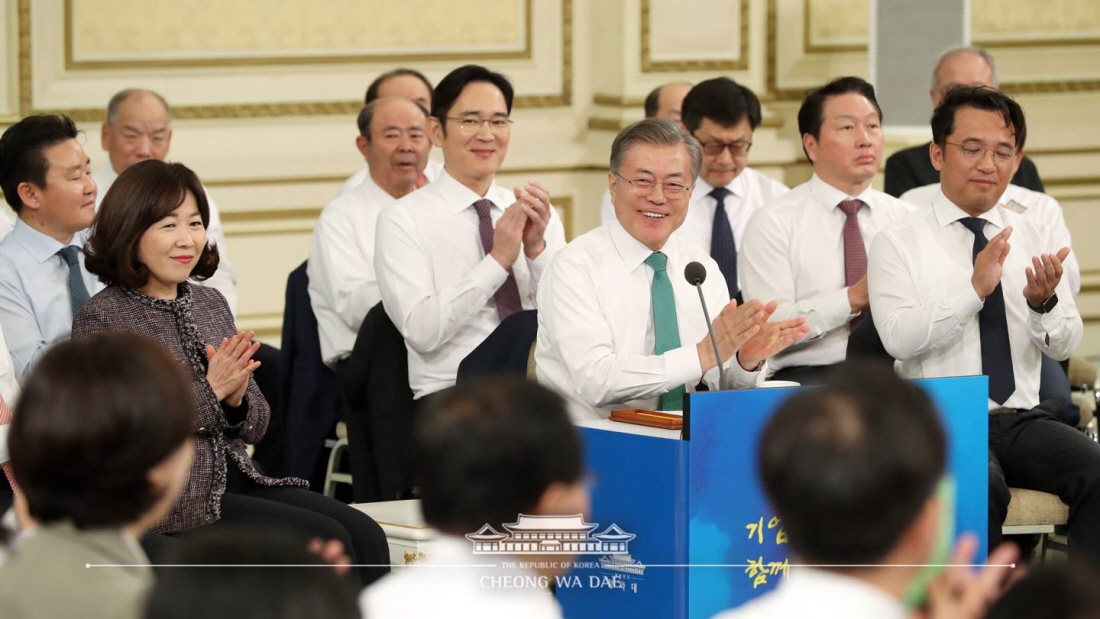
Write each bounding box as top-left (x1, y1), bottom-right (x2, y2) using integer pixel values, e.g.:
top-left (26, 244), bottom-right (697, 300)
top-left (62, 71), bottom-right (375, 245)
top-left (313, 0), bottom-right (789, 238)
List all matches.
top-left (684, 261), bottom-right (727, 391)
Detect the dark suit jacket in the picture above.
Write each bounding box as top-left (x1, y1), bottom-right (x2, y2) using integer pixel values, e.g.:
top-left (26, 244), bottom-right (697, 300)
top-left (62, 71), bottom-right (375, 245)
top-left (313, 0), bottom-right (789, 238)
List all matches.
top-left (279, 261), bottom-right (344, 481)
top-left (457, 309), bottom-right (538, 381)
top-left (341, 302), bottom-right (415, 503)
top-left (73, 284), bottom-right (305, 534)
top-left (883, 142), bottom-right (1044, 198)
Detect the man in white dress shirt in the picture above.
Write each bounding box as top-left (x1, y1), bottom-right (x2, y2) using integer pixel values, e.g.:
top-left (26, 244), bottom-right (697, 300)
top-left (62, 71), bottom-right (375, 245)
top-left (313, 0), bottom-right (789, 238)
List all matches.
top-left (362, 378), bottom-right (583, 618)
top-left (0, 114), bottom-right (105, 381)
top-left (869, 86), bottom-right (1100, 558)
top-left (375, 65), bottom-right (566, 399)
top-left (308, 97), bottom-right (431, 368)
top-left (716, 364), bottom-right (1017, 619)
top-left (339, 68), bottom-right (444, 196)
top-left (677, 78), bottom-right (789, 302)
top-left (597, 82), bottom-right (691, 225)
top-left (94, 89), bottom-right (239, 314)
top-left (739, 77), bottom-right (914, 385)
top-left (536, 119), bottom-right (808, 421)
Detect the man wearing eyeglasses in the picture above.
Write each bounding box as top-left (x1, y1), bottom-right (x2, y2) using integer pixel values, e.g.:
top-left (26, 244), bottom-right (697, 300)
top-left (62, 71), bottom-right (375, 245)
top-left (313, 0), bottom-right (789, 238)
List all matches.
top-left (375, 65), bottom-right (565, 399)
top-left (536, 118), bottom-right (808, 421)
top-left (868, 86), bottom-right (1100, 559)
top-left (739, 77), bottom-right (913, 385)
top-left (676, 78), bottom-right (789, 304)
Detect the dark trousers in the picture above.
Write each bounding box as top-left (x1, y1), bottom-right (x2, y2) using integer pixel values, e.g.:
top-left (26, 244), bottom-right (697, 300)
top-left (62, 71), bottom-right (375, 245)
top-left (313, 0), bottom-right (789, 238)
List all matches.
top-left (769, 364), bottom-right (839, 386)
top-left (989, 408), bottom-right (1100, 560)
top-left (170, 465), bottom-right (390, 587)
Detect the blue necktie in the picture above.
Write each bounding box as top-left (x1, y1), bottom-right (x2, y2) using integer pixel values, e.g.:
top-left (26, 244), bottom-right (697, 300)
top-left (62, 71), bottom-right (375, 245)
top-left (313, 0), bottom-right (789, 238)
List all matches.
top-left (57, 245), bottom-right (91, 316)
top-left (708, 187), bottom-right (739, 302)
top-left (958, 217), bottom-right (1016, 404)
top-left (645, 252), bottom-right (685, 411)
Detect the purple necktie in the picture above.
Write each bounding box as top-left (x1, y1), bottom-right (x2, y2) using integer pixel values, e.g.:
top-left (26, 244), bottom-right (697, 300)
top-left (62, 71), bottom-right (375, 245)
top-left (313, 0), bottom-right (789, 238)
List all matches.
top-left (473, 199), bottom-right (523, 321)
top-left (838, 199), bottom-right (867, 328)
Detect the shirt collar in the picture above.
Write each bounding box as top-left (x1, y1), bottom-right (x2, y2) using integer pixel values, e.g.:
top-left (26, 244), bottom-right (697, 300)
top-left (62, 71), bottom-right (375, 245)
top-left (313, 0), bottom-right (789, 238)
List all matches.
top-left (11, 219), bottom-right (81, 264)
top-left (694, 172), bottom-right (746, 201)
top-left (609, 219), bottom-right (660, 274)
top-left (931, 187), bottom-right (1006, 230)
top-left (437, 169), bottom-right (503, 214)
top-left (808, 173), bottom-right (875, 212)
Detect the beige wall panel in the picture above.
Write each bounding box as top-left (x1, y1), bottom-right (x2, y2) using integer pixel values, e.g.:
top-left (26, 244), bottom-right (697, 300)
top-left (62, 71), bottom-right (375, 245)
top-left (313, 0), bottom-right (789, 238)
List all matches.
top-left (806, 0), bottom-right (867, 49)
top-left (973, 0), bottom-right (1100, 43)
top-left (0, 0), bottom-right (18, 120)
top-left (647, 0), bottom-right (743, 63)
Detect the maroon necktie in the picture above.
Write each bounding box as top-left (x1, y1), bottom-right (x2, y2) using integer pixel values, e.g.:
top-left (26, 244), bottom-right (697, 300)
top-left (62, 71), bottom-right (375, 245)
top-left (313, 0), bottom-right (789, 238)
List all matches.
top-left (0, 396), bottom-right (16, 491)
top-left (473, 199), bottom-right (524, 321)
top-left (838, 199), bottom-right (867, 328)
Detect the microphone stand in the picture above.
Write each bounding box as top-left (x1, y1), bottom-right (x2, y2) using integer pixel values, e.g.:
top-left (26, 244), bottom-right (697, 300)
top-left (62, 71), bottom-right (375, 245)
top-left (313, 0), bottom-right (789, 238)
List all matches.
top-left (693, 282), bottom-right (728, 392)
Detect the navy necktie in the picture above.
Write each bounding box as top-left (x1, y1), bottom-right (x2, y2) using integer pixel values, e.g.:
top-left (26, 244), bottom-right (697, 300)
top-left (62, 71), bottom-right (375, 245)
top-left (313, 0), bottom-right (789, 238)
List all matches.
top-left (57, 245), bottom-right (91, 316)
top-left (708, 187), bottom-right (739, 302)
top-left (958, 217), bottom-right (1016, 404)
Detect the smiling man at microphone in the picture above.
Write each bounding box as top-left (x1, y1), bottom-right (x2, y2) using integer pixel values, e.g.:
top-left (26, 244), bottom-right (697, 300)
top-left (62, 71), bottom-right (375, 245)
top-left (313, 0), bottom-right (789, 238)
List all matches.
top-left (535, 119), bottom-right (808, 421)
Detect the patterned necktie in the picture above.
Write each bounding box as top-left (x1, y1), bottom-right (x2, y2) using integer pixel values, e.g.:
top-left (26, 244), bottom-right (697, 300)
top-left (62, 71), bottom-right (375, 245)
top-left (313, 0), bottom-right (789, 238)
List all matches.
top-left (958, 217), bottom-right (1016, 404)
top-left (472, 199), bottom-right (523, 321)
top-left (57, 245), bottom-right (91, 316)
top-left (708, 187), bottom-right (739, 302)
top-left (838, 199), bottom-right (868, 329)
top-left (0, 396), bottom-right (17, 491)
top-left (645, 252), bottom-right (685, 411)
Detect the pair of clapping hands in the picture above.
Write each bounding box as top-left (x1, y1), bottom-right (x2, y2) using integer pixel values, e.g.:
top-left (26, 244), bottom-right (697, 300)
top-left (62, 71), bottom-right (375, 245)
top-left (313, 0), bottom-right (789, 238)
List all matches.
top-left (205, 331), bottom-right (261, 408)
top-left (971, 226), bottom-right (1070, 308)
top-left (488, 181), bottom-right (553, 270)
top-left (696, 299), bottom-right (812, 374)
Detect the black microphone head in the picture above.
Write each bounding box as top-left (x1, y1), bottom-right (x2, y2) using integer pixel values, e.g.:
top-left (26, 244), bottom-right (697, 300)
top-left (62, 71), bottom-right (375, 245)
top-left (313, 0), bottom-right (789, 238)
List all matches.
top-left (684, 261), bottom-right (707, 286)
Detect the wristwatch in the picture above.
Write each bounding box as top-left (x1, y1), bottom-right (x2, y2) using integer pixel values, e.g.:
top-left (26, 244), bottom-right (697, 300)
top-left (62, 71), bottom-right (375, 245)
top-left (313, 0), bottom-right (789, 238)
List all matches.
top-left (1028, 293), bottom-right (1059, 314)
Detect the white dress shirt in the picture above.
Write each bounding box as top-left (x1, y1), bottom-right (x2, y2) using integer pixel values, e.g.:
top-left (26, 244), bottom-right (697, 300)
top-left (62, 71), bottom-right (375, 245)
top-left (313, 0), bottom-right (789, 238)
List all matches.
top-left (375, 170), bottom-right (566, 399)
top-left (739, 175), bottom-right (914, 372)
top-left (535, 221), bottom-right (764, 422)
top-left (340, 158), bottom-right (444, 196)
top-left (360, 536), bottom-right (564, 619)
top-left (713, 567), bottom-right (907, 619)
top-left (868, 189), bottom-right (1081, 411)
top-left (0, 209), bottom-right (15, 242)
top-left (0, 220), bottom-right (106, 381)
top-left (308, 174), bottom-right (401, 366)
top-left (598, 167), bottom-right (788, 247)
top-left (900, 182), bottom-right (1080, 294)
top-left (0, 325), bottom-right (20, 467)
top-left (93, 166), bottom-right (239, 315)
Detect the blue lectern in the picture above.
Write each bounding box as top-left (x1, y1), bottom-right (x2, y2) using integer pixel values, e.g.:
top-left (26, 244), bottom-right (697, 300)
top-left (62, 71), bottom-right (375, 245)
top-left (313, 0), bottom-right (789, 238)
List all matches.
top-left (557, 377), bottom-right (988, 618)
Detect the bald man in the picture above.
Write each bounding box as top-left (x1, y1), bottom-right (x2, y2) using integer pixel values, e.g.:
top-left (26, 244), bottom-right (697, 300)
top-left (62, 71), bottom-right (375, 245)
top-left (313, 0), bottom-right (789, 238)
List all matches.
top-left (94, 89), bottom-right (239, 314)
top-left (884, 46), bottom-right (1044, 197)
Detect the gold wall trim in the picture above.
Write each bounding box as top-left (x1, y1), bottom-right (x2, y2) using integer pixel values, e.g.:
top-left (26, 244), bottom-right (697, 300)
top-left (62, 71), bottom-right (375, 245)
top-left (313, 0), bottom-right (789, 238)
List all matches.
top-left (64, 0), bottom-right (533, 70)
top-left (551, 195), bottom-right (574, 240)
top-left (801, 0), bottom-right (865, 54)
top-left (1044, 176), bottom-right (1100, 187)
top-left (19, 0), bottom-right (572, 119)
top-left (1027, 146), bottom-right (1100, 156)
top-left (593, 94), bottom-right (647, 108)
top-left (206, 163), bottom-right (608, 189)
top-left (225, 227), bottom-right (314, 238)
top-left (588, 117), bottom-right (631, 132)
top-left (640, 0), bottom-right (749, 72)
top-left (220, 208), bottom-right (323, 223)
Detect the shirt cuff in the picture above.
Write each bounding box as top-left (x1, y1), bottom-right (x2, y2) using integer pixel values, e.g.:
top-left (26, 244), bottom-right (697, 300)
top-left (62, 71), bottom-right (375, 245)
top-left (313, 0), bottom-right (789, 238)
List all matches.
top-left (470, 254), bottom-right (511, 294)
top-left (727, 354), bottom-right (767, 388)
top-left (1030, 303), bottom-right (1067, 341)
top-left (526, 243), bottom-right (555, 281)
top-left (949, 284), bottom-right (984, 325)
top-left (822, 287), bottom-right (858, 329)
top-left (665, 345), bottom-right (706, 390)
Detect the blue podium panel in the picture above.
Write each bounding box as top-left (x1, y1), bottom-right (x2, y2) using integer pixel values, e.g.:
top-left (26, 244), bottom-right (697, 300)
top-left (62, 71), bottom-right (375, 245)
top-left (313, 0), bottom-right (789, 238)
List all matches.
top-left (685, 377), bottom-right (988, 617)
top-left (557, 425), bottom-right (688, 619)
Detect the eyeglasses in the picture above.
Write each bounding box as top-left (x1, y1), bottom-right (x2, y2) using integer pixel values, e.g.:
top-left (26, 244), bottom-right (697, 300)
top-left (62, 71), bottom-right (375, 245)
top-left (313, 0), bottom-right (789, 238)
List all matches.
top-left (445, 116), bottom-right (514, 134)
top-left (698, 139), bottom-right (752, 157)
top-left (614, 174), bottom-right (691, 198)
top-left (944, 141), bottom-right (1017, 165)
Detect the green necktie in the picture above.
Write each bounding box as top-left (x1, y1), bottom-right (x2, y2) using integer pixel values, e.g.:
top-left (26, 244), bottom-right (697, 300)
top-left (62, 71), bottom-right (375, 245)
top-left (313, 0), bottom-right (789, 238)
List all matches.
top-left (645, 251), bottom-right (685, 411)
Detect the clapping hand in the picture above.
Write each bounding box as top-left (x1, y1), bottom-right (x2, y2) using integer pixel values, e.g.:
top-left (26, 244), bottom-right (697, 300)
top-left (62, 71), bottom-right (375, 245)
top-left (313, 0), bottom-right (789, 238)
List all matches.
top-left (205, 331), bottom-right (261, 407)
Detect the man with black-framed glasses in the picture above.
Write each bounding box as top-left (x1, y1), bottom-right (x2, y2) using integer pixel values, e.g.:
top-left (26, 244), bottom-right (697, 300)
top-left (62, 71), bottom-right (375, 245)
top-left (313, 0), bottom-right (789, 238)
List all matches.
top-left (677, 78), bottom-right (790, 304)
top-left (375, 64), bottom-right (566, 399)
top-left (739, 77), bottom-right (913, 385)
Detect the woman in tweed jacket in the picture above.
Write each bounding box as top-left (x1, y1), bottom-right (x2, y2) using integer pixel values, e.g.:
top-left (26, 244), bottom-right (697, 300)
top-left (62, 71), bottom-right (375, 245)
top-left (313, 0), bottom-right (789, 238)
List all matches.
top-left (73, 160), bottom-right (388, 586)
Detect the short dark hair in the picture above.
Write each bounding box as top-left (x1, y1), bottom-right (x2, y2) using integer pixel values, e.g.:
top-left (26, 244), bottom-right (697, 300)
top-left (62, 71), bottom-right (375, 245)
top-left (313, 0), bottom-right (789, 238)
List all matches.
top-left (415, 378), bottom-right (584, 535)
top-left (10, 333), bottom-right (193, 529)
top-left (430, 65), bottom-right (514, 134)
top-left (681, 77), bottom-right (762, 133)
top-left (931, 85), bottom-right (1026, 151)
top-left (0, 115), bottom-right (80, 213)
top-left (85, 159), bottom-right (219, 289)
top-left (356, 97), bottom-right (428, 141)
top-left (364, 68), bottom-right (433, 105)
top-left (797, 76), bottom-right (883, 159)
top-left (758, 363), bottom-right (946, 565)
top-left (144, 525), bottom-right (360, 619)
